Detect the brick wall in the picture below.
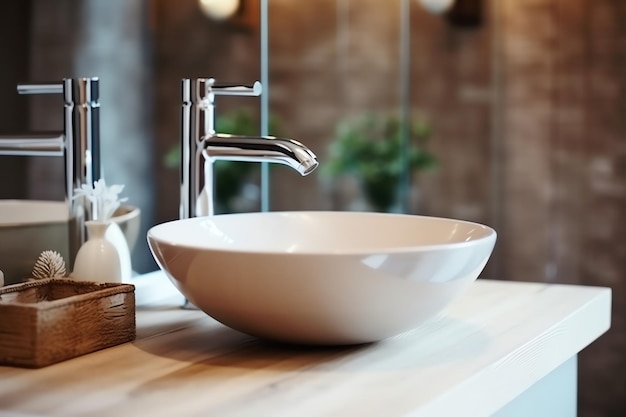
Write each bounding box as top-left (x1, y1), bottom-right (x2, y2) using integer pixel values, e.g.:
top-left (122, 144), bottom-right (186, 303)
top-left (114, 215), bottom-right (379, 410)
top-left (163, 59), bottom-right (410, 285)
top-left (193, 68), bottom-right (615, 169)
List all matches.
top-left (497, 1), bottom-right (625, 414)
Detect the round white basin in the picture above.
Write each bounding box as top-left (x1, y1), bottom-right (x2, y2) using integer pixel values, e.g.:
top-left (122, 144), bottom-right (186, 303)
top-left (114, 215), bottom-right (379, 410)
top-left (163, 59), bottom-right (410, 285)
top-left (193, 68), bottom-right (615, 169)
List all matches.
top-left (148, 211), bottom-right (497, 345)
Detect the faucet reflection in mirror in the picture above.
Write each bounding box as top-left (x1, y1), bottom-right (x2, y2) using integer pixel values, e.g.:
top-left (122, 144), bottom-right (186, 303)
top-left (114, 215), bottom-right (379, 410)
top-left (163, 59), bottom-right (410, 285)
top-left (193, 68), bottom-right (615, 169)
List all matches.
top-left (180, 78), bottom-right (319, 218)
top-left (0, 78), bottom-right (101, 263)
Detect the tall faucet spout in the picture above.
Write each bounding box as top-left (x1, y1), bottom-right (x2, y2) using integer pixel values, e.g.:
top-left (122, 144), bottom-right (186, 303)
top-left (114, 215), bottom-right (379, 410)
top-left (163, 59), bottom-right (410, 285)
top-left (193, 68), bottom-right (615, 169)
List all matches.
top-left (193, 133), bottom-right (318, 216)
top-left (204, 133), bottom-right (318, 175)
top-left (180, 77), bottom-right (319, 219)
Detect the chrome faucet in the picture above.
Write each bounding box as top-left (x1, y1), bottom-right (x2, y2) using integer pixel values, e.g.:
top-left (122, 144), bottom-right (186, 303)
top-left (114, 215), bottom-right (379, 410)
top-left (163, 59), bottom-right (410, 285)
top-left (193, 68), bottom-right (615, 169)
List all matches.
top-left (0, 78), bottom-right (101, 260)
top-left (180, 78), bottom-right (318, 217)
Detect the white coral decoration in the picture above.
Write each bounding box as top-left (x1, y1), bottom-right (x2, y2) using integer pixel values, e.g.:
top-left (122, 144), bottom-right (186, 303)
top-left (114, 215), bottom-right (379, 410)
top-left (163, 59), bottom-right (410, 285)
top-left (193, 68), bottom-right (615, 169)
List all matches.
top-left (32, 250), bottom-right (67, 279)
top-left (74, 178), bottom-right (128, 221)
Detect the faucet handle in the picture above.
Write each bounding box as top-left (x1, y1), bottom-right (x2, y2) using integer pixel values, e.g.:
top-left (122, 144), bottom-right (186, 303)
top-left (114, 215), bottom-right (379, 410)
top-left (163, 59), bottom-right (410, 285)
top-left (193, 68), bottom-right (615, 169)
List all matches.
top-left (205, 78), bottom-right (262, 97)
top-left (196, 78), bottom-right (263, 98)
top-left (17, 83), bottom-right (63, 95)
top-left (182, 78), bottom-right (262, 104)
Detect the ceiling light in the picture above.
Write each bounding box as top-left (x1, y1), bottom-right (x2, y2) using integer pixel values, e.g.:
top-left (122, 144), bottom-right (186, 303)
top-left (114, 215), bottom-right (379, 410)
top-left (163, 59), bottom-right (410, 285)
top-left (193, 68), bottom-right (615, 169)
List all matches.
top-left (417, 0), bottom-right (456, 15)
top-left (198, 0), bottom-right (241, 21)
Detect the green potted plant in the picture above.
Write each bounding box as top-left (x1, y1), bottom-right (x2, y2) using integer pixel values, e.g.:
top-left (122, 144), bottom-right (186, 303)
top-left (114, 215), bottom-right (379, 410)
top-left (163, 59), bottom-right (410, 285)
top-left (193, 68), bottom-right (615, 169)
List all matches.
top-left (324, 113), bottom-right (437, 212)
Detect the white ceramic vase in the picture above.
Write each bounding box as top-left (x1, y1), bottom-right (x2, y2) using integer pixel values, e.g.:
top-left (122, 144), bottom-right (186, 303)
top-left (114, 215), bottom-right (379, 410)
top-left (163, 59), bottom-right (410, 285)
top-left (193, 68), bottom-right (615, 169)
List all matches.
top-left (72, 221), bottom-right (122, 283)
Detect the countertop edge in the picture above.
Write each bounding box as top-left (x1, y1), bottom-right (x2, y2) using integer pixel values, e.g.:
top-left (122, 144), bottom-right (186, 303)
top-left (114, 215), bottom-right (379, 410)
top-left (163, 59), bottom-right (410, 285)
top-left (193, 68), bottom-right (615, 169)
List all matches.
top-left (416, 283), bottom-right (612, 417)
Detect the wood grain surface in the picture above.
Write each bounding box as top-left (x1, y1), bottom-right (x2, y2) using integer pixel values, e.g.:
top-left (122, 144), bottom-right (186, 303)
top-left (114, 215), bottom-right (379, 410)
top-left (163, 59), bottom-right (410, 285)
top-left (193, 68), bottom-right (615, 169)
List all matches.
top-left (0, 272), bottom-right (611, 417)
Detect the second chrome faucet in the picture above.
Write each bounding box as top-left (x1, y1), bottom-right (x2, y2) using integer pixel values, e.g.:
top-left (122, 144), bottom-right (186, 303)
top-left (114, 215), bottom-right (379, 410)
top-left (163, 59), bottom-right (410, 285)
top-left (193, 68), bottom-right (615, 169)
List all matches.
top-left (180, 78), bottom-right (318, 218)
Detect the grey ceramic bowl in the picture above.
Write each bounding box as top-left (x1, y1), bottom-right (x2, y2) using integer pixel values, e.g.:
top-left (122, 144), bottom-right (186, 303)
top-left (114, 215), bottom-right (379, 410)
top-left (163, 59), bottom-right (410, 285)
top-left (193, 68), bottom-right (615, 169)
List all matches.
top-left (0, 200), bottom-right (140, 285)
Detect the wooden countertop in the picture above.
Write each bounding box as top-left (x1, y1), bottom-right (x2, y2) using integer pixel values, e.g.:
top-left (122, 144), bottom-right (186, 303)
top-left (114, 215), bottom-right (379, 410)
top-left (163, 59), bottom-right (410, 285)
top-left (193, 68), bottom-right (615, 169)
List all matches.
top-left (0, 272), bottom-right (611, 417)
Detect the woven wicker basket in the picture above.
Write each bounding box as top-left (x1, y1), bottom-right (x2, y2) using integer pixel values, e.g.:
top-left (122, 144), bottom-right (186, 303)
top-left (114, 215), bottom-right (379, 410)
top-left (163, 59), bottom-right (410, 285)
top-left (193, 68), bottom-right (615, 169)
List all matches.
top-left (0, 278), bottom-right (135, 368)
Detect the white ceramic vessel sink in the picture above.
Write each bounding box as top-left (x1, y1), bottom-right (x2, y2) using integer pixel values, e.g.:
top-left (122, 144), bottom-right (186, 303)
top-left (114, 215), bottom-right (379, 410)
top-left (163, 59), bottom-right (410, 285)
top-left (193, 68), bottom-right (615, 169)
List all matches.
top-left (148, 211), bottom-right (497, 345)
